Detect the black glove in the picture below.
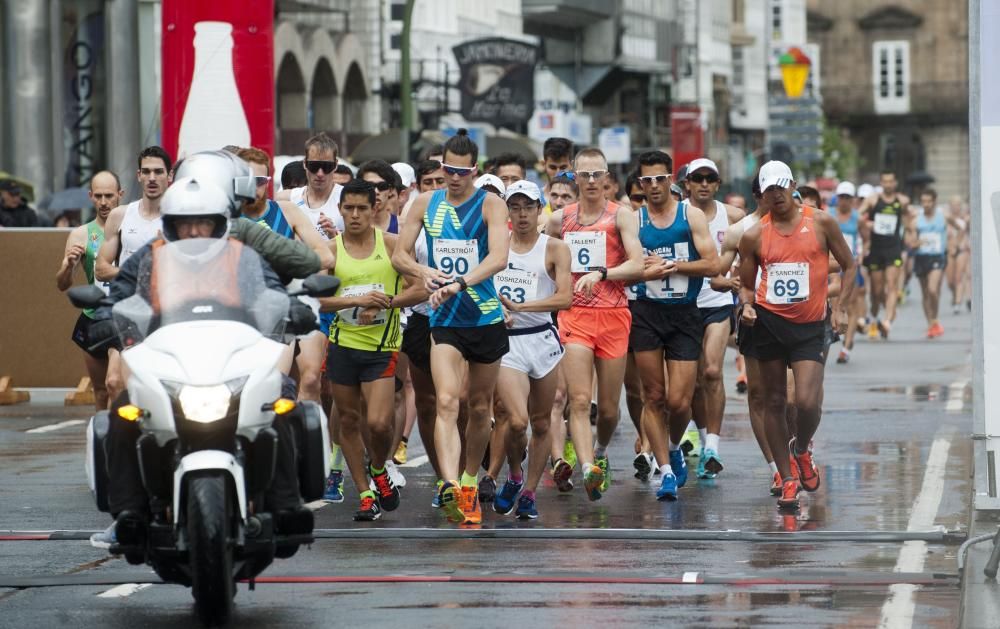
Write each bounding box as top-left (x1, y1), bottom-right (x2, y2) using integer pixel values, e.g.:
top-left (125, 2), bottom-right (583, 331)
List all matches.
top-left (88, 319), bottom-right (120, 352)
top-left (288, 298), bottom-right (319, 336)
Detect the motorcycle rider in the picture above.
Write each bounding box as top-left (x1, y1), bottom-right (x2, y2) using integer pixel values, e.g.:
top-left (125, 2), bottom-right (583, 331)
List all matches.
top-left (89, 151), bottom-right (321, 553)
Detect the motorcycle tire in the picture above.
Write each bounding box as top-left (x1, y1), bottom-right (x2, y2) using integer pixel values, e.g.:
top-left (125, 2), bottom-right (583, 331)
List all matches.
top-left (187, 473), bottom-right (235, 626)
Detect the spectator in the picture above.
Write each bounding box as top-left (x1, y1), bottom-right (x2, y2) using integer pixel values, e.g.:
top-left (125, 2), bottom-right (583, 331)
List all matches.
top-left (280, 161), bottom-right (307, 190)
top-left (53, 211), bottom-right (82, 228)
top-left (0, 180), bottom-right (42, 227)
top-left (492, 152), bottom-right (527, 188)
top-left (332, 163), bottom-right (354, 186)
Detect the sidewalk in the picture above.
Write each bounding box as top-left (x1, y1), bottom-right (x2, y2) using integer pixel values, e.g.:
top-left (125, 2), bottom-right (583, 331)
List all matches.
top-left (960, 479), bottom-right (1000, 627)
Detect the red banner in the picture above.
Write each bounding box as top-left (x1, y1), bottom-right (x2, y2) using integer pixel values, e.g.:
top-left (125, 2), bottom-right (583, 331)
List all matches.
top-left (670, 106), bottom-right (704, 178)
top-left (161, 0), bottom-right (274, 163)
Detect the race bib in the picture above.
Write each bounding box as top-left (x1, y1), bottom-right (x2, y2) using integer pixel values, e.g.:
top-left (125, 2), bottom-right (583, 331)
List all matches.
top-left (433, 239), bottom-right (479, 277)
top-left (495, 267), bottom-right (538, 305)
top-left (565, 231), bottom-right (607, 273)
top-left (646, 272), bottom-right (689, 300)
top-left (919, 231), bottom-right (944, 255)
top-left (765, 263), bottom-right (809, 304)
top-left (626, 282), bottom-right (641, 301)
top-left (337, 283), bottom-right (387, 326)
top-left (873, 213), bottom-right (898, 236)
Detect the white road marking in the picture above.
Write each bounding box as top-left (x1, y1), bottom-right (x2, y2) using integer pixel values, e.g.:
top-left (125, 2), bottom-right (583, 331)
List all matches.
top-left (305, 500), bottom-right (328, 511)
top-left (25, 420), bottom-right (85, 434)
top-left (878, 431), bottom-right (953, 629)
top-left (946, 380), bottom-right (968, 413)
top-left (97, 583), bottom-right (152, 598)
top-left (400, 454), bottom-right (429, 468)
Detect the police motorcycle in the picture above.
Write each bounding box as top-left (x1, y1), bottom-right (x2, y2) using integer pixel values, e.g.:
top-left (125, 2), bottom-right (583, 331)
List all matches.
top-left (69, 154), bottom-right (337, 625)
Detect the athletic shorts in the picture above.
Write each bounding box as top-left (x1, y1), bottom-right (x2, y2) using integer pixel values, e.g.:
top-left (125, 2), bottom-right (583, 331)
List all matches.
top-left (319, 312), bottom-right (336, 338)
top-left (822, 310), bottom-right (840, 354)
top-left (401, 312), bottom-right (432, 373)
top-left (700, 304), bottom-right (735, 333)
top-left (744, 306), bottom-right (826, 365)
top-left (629, 300), bottom-right (703, 361)
top-left (914, 255), bottom-right (947, 277)
top-left (558, 307), bottom-right (631, 360)
top-left (325, 343), bottom-right (398, 386)
top-left (864, 248), bottom-right (903, 271)
top-left (432, 323), bottom-right (509, 364)
top-left (71, 313), bottom-right (108, 359)
top-left (501, 324), bottom-right (564, 379)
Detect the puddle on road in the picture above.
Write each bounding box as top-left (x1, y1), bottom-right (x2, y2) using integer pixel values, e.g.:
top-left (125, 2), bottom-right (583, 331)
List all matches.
top-left (867, 383), bottom-right (971, 404)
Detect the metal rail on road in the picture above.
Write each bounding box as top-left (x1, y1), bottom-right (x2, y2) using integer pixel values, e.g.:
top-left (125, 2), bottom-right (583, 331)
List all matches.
top-left (0, 570), bottom-right (960, 590)
top-left (0, 527), bottom-right (968, 544)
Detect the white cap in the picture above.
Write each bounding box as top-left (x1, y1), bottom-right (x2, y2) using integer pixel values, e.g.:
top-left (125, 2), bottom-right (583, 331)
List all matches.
top-left (758, 160), bottom-right (794, 190)
top-left (857, 183), bottom-right (875, 198)
top-left (686, 158), bottom-right (719, 176)
top-left (474, 174), bottom-right (506, 196)
top-left (835, 181), bottom-right (856, 197)
top-left (392, 162), bottom-right (416, 188)
top-left (504, 179), bottom-right (541, 202)
top-left (874, 185), bottom-right (884, 194)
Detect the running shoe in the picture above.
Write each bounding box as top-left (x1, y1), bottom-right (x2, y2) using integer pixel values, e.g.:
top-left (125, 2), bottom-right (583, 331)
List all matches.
top-left (392, 440), bottom-right (408, 465)
top-left (735, 372), bottom-right (748, 394)
top-left (928, 321), bottom-right (944, 338)
top-left (878, 319), bottom-right (891, 339)
top-left (656, 472), bottom-right (678, 501)
top-left (790, 439), bottom-right (821, 492)
top-left (836, 348), bottom-right (850, 364)
top-left (776, 479), bottom-right (800, 509)
top-left (370, 467), bottom-right (400, 511)
top-left (494, 478), bottom-right (524, 515)
top-left (552, 458), bottom-right (574, 492)
top-left (478, 475), bottom-right (497, 503)
top-left (386, 461), bottom-right (406, 488)
top-left (633, 452), bottom-right (652, 482)
top-left (353, 494), bottom-right (382, 521)
top-left (89, 522), bottom-right (116, 549)
top-left (668, 449), bottom-right (688, 488)
top-left (953, 303), bottom-right (962, 315)
top-left (769, 471), bottom-right (783, 496)
top-left (516, 494), bottom-right (539, 520)
top-left (563, 439), bottom-right (577, 469)
top-left (596, 454), bottom-right (611, 492)
top-left (460, 485), bottom-right (482, 525)
top-left (680, 429), bottom-right (700, 456)
top-left (698, 448), bottom-right (724, 479)
top-left (867, 321), bottom-right (879, 339)
top-left (323, 470), bottom-right (345, 503)
top-left (583, 464), bottom-right (604, 501)
top-left (432, 480), bottom-right (443, 508)
top-left (439, 481), bottom-right (463, 523)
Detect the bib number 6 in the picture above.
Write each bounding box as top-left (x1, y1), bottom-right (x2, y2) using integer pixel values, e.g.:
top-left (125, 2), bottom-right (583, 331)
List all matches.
top-left (577, 248), bottom-right (590, 267)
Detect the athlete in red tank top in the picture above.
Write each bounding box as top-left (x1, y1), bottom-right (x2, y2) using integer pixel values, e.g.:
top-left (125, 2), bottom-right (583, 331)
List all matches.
top-left (560, 201), bottom-right (628, 308)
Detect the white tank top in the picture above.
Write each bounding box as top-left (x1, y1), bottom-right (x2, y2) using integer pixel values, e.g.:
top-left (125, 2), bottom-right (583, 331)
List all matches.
top-left (289, 184), bottom-right (345, 240)
top-left (698, 200), bottom-right (735, 308)
top-left (410, 227), bottom-right (432, 316)
top-left (501, 233), bottom-right (558, 330)
top-left (119, 201), bottom-right (162, 265)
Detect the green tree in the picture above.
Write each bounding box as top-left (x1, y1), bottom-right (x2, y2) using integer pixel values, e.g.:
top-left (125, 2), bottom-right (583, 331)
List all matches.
top-left (818, 120), bottom-right (862, 180)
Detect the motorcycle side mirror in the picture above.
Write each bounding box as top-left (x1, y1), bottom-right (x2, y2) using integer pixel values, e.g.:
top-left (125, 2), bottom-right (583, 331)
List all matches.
top-left (297, 274), bottom-right (340, 298)
top-left (68, 285), bottom-right (106, 310)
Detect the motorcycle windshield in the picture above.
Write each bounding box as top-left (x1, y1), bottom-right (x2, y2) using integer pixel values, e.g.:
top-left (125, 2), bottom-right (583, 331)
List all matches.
top-left (112, 238), bottom-right (288, 344)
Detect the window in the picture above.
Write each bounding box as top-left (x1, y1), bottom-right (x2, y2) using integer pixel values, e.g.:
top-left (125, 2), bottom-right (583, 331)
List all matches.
top-left (390, 33), bottom-right (402, 51)
top-left (389, 0), bottom-right (405, 22)
top-left (872, 40), bottom-right (910, 114)
top-left (770, 0), bottom-right (782, 41)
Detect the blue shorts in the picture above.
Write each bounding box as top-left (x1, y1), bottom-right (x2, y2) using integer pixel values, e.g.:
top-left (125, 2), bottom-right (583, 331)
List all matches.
top-left (319, 312), bottom-right (336, 337)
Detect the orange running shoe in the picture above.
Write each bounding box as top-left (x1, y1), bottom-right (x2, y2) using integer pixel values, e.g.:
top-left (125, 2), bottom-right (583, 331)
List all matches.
top-left (777, 479), bottom-right (800, 509)
top-left (460, 485), bottom-right (482, 525)
top-left (930, 321), bottom-right (944, 338)
top-left (790, 439), bottom-right (820, 492)
top-left (439, 481), bottom-right (463, 523)
top-left (770, 471), bottom-right (783, 496)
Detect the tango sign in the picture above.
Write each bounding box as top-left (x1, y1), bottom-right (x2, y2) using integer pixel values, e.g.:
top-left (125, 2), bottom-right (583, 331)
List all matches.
top-left (453, 38), bottom-right (539, 127)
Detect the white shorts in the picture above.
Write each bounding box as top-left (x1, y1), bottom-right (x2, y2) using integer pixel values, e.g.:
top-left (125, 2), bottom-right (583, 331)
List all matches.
top-left (501, 324), bottom-right (564, 380)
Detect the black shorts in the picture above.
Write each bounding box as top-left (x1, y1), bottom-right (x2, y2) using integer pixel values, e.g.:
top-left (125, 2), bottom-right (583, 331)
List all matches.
top-left (431, 322), bottom-right (509, 364)
top-left (864, 248), bottom-right (903, 271)
top-left (401, 312), bottom-right (432, 373)
top-left (700, 304), bottom-right (735, 333)
top-left (71, 313), bottom-right (108, 359)
top-left (822, 310), bottom-right (839, 354)
top-left (326, 343), bottom-right (398, 386)
top-left (914, 255), bottom-right (946, 277)
top-left (745, 307), bottom-right (826, 365)
top-left (628, 299), bottom-right (703, 361)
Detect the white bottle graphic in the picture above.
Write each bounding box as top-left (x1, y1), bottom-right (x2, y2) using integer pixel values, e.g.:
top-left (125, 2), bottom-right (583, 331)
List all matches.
top-left (177, 21), bottom-right (251, 157)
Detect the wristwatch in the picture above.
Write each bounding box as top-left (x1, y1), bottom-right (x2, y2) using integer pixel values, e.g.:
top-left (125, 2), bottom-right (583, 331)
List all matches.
top-left (455, 276), bottom-right (468, 291)
top-left (591, 266), bottom-right (608, 281)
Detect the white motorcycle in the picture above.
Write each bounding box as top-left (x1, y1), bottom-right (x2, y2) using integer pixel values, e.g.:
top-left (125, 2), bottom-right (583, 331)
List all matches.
top-left (70, 238), bottom-right (337, 625)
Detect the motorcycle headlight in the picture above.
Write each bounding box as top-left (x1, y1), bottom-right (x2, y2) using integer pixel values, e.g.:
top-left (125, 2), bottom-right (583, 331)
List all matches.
top-left (178, 384), bottom-right (232, 423)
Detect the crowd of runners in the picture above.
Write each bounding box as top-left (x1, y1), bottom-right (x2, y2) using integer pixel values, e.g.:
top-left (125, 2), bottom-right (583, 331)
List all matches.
top-left (57, 131), bottom-right (973, 528)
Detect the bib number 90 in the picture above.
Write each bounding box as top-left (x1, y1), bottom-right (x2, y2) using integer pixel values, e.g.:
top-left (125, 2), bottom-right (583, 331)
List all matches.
top-left (438, 256), bottom-right (469, 275)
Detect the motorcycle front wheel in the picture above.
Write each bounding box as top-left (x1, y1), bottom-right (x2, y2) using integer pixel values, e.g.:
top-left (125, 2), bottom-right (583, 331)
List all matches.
top-left (187, 472), bottom-right (235, 625)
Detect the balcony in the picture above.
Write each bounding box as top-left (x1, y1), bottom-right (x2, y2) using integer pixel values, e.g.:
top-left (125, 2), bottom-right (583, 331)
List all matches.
top-left (522, 0), bottom-right (614, 29)
top-left (820, 81), bottom-right (968, 125)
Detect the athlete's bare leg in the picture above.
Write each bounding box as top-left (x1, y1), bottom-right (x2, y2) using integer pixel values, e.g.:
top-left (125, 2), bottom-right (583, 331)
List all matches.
top-left (84, 353), bottom-right (110, 411)
top-left (410, 362), bottom-right (442, 479)
top-left (884, 265), bottom-right (902, 323)
top-left (744, 355), bottom-right (772, 463)
top-left (694, 320), bottom-right (730, 439)
top-left (294, 331), bottom-right (326, 402)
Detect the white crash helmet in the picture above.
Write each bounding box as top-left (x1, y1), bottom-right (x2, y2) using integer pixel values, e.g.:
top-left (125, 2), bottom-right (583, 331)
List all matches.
top-left (172, 150), bottom-right (256, 213)
top-left (161, 176), bottom-right (232, 242)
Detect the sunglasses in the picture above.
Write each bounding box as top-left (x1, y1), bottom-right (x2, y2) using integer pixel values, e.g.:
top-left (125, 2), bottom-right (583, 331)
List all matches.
top-left (576, 170), bottom-right (607, 181)
top-left (688, 173), bottom-right (720, 184)
top-left (304, 160), bottom-right (336, 174)
top-left (442, 163), bottom-right (477, 176)
top-left (554, 170), bottom-right (576, 181)
top-left (629, 194), bottom-right (647, 203)
top-left (370, 180), bottom-right (393, 191)
top-left (255, 176), bottom-right (272, 187)
top-left (638, 175), bottom-right (670, 186)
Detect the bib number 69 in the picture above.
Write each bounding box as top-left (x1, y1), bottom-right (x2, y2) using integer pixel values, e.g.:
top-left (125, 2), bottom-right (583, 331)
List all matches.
top-left (773, 279), bottom-right (799, 298)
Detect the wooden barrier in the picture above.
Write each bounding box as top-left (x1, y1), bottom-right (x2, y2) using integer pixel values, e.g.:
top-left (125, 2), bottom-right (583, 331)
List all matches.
top-left (0, 229), bottom-right (89, 390)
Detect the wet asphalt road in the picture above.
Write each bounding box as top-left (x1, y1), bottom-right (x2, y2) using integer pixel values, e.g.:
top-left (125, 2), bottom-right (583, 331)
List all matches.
top-left (0, 290), bottom-right (974, 628)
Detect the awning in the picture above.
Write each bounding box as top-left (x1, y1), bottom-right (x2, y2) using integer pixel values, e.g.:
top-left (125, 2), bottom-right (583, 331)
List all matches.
top-left (548, 64), bottom-right (615, 102)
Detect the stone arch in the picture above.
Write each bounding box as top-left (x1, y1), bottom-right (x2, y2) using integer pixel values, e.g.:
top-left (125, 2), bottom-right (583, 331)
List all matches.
top-left (311, 57), bottom-right (339, 130)
top-left (276, 52), bottom-right (307, 129)
top-left (342, 62), bottom-right (368, 134)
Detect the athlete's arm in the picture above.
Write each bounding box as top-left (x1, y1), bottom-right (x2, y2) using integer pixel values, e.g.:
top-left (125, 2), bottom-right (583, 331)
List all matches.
top-left (56, 225), bottom-right (88, 291)
top-left (710, 222), bottom-right (744, 293)
top-left (95, 205), bottom-right (126, 281)
top-left (544, 209), bottom-right (564, 239)
top-left (278, 200), bottom-right (335, 270)
top-left (737, 224), bottom-right (762, 327)
top-left (381, 233), bottom-right (430, 309)
top-left (391, 192), bottom-right (440, 284)
top-left (607, 205), bottom-right (643, 282)
top-left (275, 188), bottom-right (292, 202)
top-left (503, 237), bottom-right (573, 313)
top-left (903, 209), bottom-right (920, 249)
top-left (817, 212), bottom-right (857, 330)
top-left (458, 193), bottom-right (510, 286)
top-left (675, 205), bottom-right (720, 278)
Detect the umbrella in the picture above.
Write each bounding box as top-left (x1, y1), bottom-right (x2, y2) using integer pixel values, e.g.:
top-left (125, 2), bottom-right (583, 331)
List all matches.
top-left (0, 171), bottom-right (36, 202)
top-left (39, 186), bottom-right (92, 212)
